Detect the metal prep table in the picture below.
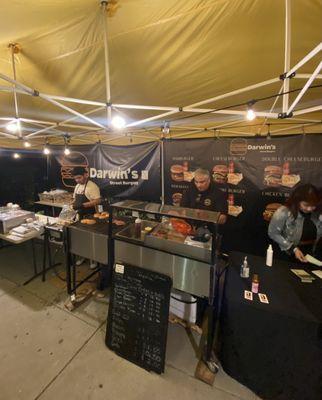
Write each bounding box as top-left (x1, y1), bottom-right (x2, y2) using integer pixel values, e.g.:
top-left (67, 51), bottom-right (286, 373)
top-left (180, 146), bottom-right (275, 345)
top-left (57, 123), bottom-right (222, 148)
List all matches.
top-left (65, 218), bottom-right (128, 295)
top-left (110, 200), bottom-right (228, 370)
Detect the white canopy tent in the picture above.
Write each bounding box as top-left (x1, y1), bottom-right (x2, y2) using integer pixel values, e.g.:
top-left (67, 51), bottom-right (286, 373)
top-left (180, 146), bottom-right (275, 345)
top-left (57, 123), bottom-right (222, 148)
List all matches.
top-left (0, 0), bottom-right (321, 148)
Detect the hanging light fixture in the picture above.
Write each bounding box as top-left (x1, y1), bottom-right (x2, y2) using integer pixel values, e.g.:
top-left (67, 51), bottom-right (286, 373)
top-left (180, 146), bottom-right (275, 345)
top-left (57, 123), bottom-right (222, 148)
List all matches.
top-left (64, 136), bottom-right (70, 155)
top-left (43, 141), bottom-right (50, 155)
top-left (13, 152), bottom-right (21, 159)
top-left (6, 118), bottom-right (20, 133)
top-left (266, 124), bottom-right (271, 140)
top-left (111, 116), bottom-right (126, 129)
top-left (162, 122), bottom-right (170, 135)
top-left (23, 140), bottom-right (31, 148)
top-left (246, 101), bottom-right (256, 121)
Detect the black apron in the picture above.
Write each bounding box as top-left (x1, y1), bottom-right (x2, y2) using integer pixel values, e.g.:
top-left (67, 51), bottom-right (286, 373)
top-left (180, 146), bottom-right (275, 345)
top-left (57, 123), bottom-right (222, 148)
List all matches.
top-left (74, 181), bottom-right (96, 219)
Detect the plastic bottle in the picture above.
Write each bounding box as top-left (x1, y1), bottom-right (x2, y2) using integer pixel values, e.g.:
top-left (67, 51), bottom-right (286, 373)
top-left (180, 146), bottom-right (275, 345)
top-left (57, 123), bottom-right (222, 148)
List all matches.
top-left (266, 244), bottom-right (273, 267)
top-left (240, 256), bottom-right (249, 278)
top-left (134, 217), bottom-right (142, 238)
top-left (251, 274), bottom-right (259, 293)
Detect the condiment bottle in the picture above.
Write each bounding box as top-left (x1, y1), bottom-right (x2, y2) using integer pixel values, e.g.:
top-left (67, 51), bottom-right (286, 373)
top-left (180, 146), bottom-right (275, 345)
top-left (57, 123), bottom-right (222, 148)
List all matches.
top-left (134, 217), bottom-right (142, 238)
top-left (240, 256), bottom-right (249, 278)
top-left (183, 161), bottom-right (189, 172)
top-left (266, 244), bottom-right (273, 267)
top-left (251, 274), bottom-right (259, 293)
top-left (229, 161), bottom-right (235, 173)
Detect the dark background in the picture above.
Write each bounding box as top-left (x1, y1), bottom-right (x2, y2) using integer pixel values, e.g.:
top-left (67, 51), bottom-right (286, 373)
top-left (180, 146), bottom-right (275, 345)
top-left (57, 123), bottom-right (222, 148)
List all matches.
top-left (1, 135), bottom-right (321, 256)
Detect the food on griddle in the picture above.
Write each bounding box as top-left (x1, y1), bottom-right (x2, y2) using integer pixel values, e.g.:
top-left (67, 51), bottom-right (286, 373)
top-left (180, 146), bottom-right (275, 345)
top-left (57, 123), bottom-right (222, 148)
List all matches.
top-left (81, 218), bottom-right (96, 225)
top-left (170, 218), bottom-right (192, 235)
top-left (94, 212), bottom-right (109, 219)
top-left (113, 219), bottom-right (126, 226)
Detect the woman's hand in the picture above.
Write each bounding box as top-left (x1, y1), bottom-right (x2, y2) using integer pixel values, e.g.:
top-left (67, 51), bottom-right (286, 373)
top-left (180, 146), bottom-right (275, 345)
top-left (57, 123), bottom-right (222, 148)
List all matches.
top-left (294, 248), bottom-right (307, 263)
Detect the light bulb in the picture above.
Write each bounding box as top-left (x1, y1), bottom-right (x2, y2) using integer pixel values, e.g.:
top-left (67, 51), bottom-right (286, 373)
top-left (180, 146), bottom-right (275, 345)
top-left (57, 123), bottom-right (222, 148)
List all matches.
top-left (43, 146), bottom-right (50, 155)
top-left (23, 141), bottom-right (31, 148)
top-left (246, 108), bottom-right (256, 121)
top-left (64, 147), bottom-right (70, 155)
top-left (13, 153), bottom-right (20, 159)
top-left (111, 116), bottom-right (126, 129)
top-left (6, 119), bottom-right (20, 133)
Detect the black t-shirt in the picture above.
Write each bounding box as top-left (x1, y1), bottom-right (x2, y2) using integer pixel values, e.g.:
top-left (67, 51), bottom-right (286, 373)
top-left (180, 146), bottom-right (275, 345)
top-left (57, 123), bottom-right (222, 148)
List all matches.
top-left (300, 212), bottom-right (317, 242)
top-left (181, 182), bottom-right (228, 214)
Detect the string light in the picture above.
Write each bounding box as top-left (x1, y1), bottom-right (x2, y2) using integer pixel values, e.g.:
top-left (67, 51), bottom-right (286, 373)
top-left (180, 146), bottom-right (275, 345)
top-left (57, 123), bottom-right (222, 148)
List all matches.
top-left (6, 119), bottom-right (20, 133)
top-left (111, 116), bottom-right (126, 129)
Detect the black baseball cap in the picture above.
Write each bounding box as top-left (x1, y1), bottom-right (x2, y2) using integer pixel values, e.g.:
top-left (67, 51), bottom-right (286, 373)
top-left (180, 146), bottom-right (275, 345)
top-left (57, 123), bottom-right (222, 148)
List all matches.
top-left (73, 166), bottom-right (88, 176)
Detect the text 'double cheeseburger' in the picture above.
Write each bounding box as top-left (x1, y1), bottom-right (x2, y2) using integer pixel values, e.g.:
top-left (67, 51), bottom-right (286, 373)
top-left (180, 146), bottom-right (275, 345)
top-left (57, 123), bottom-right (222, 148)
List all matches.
top-left (170, 165), bottom-right (184, 182)
top-left (212, 165), bottom-right (228, 184)
top-left (263, 203), bottom-right (282, 221)
top-left (263, 165), bottom-right (282, 187)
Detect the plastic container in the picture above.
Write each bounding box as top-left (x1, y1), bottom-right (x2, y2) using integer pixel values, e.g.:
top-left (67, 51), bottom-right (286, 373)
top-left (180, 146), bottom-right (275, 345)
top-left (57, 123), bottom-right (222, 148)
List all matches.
top-left (266, 244), bottom-right (273, 267)
top-left (251, 274), bottom-right (259, 293)
top-left (240, 256), bottom-right (249, 278)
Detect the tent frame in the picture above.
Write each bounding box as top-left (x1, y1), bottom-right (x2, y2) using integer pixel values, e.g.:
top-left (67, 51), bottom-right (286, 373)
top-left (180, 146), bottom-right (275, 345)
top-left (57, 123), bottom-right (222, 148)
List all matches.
top-left (0, 0), bottom-right (321, 143)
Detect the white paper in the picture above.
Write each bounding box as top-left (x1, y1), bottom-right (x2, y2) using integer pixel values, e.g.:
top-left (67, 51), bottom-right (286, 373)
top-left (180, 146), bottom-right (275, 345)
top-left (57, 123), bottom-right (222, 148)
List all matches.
top-left (305, 254), bottom-right (322, 267)
top-left (115, 263), bottom-right (124, 274)
top-left (311, 270), bottom-right (322, 279)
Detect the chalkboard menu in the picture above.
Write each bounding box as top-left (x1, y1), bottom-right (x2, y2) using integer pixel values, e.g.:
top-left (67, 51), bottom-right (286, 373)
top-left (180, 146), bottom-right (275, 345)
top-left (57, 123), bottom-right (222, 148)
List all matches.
top-left (105, 263), bottom-right (172, 374)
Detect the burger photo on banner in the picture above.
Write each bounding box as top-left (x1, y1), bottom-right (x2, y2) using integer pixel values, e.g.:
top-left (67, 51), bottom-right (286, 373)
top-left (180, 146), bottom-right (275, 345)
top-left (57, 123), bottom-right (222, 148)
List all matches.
top-left (263, 162), bottom-right (300, 188)
top-left (262, 202), bottom-right (283, 222)
top-left (170, 163), bottom-right (194, 183)
top-left (212, 161), bottom-right (243, 186)
top-left (212, 162), bottom-right (243, 218)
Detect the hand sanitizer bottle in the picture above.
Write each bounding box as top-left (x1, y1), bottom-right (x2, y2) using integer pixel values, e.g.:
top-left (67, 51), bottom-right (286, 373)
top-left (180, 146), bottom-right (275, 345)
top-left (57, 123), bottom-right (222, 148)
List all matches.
top-left (266, 244), bottom-right (273, 267)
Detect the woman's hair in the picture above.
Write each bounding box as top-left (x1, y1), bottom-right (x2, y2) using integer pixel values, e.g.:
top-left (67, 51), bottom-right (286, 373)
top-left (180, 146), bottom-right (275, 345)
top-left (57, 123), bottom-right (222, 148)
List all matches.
top-left (285, 184), bottom-right (320, 218)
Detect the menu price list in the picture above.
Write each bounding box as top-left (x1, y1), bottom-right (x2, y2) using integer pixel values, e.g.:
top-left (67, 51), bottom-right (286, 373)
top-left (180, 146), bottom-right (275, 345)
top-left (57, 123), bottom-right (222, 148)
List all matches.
top-left (105, 264), bottom-right (172, 374)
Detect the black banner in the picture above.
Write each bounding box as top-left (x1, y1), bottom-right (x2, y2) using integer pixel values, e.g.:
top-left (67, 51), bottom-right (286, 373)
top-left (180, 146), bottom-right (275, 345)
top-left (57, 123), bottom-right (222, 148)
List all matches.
top-left (164, 135), bottom-right (322, 253)
top-left (48, 142), bottom-right (160, 201)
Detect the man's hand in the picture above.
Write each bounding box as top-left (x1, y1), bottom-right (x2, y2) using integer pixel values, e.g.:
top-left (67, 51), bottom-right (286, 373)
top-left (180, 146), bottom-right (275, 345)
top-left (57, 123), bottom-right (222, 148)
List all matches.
top-left (294, 248), bottom-right (307, 263)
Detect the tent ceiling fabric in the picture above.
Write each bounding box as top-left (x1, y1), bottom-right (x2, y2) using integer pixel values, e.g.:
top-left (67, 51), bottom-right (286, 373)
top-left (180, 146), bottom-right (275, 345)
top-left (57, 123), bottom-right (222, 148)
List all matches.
top-left (0, 0), bottom-right (321, 147)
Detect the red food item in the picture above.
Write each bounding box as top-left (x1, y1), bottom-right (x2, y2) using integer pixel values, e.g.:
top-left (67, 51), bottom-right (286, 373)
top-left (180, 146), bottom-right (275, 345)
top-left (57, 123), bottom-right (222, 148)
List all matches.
top-left (170, 218), bottom-right (192, 235)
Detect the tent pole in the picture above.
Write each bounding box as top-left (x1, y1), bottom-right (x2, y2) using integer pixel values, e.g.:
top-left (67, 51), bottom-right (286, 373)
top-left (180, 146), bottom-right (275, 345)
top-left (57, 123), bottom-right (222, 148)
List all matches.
top-left (185, 78), bottom-right (280, 109)
top-left (286, 43), bottom-right (322, 78)
top-left (292, 105), bottom-right (322, 116)
top-left (25, 106), bottom-right (105, 139)
top-left (0, 72), bottom-right (106, 130)
top-left (101, 1), bottom-right (112, 126)
top-left (8, 44), bottom-right (21, 138)
top-left (160, 138), bottom-right (165, 205)
top-left (295, 73), bottom-right (322, 80)
top-left (126, 110), bottom-right (180, 127)
top-left (287, 61), bottom-right (322, 114)
top-left (282, 0), bottom-right (291, 113)
top-left (0, 131), bottom-right (19, 139)
top-left (271, 121), bottom-right (321, 134)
